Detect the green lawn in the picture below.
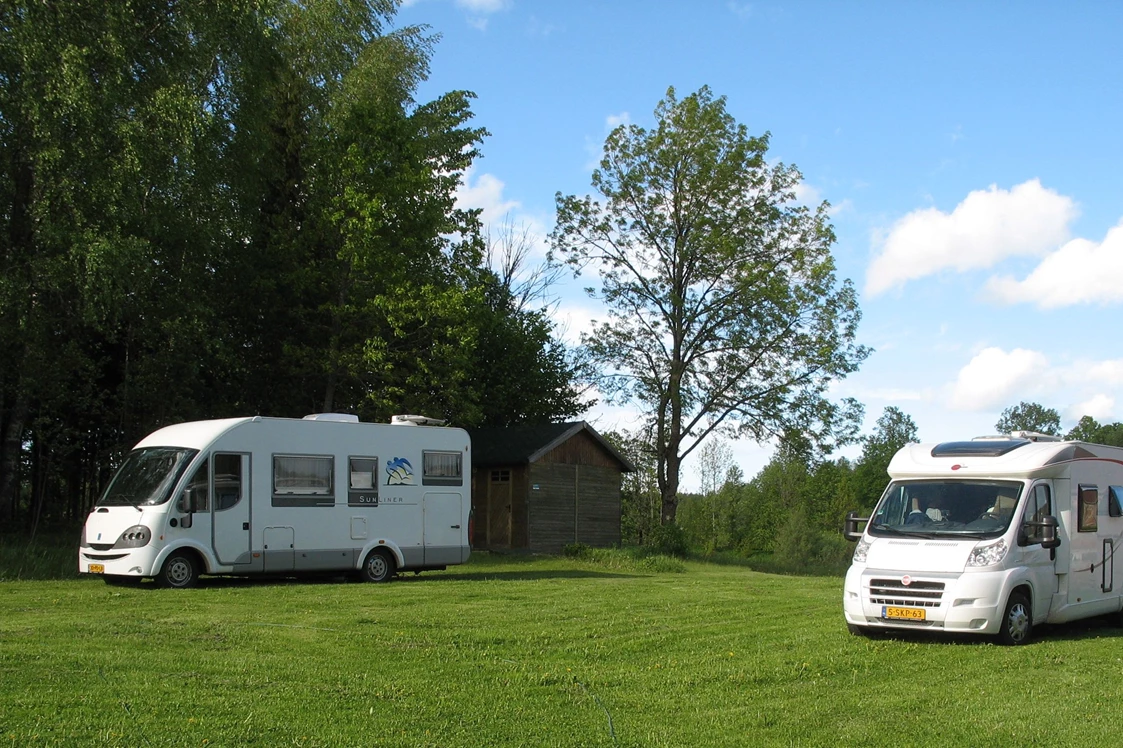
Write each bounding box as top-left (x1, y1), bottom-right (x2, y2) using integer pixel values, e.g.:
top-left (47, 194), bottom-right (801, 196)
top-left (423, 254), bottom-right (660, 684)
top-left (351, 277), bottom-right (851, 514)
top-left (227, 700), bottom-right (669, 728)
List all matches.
top-left (1, 551), bottom-right (1121, 746)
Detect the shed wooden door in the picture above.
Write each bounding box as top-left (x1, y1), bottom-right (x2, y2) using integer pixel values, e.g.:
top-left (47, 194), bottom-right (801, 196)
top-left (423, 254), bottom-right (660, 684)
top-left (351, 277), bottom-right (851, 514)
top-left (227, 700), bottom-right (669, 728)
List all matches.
top-left (488, 469), bottom-right (512, 548)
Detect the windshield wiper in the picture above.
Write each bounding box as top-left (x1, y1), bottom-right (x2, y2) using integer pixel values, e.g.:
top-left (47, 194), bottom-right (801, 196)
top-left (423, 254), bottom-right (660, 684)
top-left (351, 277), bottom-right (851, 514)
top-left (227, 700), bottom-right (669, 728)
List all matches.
top-left (870, 524), bottom-right (940, 539)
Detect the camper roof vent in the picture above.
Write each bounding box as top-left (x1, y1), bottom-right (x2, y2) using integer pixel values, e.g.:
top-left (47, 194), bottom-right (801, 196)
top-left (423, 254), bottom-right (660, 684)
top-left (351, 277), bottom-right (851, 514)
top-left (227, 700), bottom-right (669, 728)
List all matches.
top-left (391, 414), bottom-right (446, 427)
top-left (1009, 431), bottom-right (1063, 442)
top-left (303, 413), bottom-right (360, 423)
top-left (932, 439), bottom-right (1030, 458)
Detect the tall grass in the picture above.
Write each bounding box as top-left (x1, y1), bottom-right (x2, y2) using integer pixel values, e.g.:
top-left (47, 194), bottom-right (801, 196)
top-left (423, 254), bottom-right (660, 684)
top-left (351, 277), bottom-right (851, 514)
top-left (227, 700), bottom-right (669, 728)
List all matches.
top-left (0, 526), bottom-right (80, 581)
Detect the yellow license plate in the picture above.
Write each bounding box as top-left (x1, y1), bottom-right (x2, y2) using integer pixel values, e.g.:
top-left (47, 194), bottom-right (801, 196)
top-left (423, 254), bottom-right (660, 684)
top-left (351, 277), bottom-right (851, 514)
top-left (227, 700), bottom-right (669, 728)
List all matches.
top-left (883, 606), bottom-right (925, 621)
top-left (88, 564), bottom-right (104, 574)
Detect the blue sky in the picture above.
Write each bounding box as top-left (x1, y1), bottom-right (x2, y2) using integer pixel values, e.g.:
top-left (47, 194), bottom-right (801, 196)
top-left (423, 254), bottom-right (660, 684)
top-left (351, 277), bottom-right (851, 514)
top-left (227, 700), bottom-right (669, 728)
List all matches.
top-left (399, 0), bottom-right (1123, 488)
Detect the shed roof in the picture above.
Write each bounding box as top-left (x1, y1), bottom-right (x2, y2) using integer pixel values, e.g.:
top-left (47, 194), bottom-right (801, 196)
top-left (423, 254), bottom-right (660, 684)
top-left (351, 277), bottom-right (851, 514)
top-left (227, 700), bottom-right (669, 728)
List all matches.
top-left (468, 421), bottom-right (635, 472)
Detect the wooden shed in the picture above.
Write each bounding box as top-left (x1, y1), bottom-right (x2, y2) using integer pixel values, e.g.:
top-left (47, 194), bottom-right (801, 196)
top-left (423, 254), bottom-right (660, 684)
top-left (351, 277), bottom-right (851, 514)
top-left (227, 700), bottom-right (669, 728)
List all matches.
top-left (468, 422), bottom-right (634, 554)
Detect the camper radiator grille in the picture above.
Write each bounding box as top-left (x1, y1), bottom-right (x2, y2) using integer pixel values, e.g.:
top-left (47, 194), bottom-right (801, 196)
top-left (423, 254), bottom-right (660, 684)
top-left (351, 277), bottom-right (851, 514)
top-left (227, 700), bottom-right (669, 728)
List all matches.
top-left (868, 578), bottom-right (945, 608)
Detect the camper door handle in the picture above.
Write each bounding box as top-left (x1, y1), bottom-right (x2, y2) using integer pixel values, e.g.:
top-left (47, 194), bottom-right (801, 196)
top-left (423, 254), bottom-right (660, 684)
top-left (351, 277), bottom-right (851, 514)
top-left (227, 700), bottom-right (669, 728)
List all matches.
top-left (243, 522), bottom-right (249, 530)
top-left (451, 524), bottom-right (460, 529)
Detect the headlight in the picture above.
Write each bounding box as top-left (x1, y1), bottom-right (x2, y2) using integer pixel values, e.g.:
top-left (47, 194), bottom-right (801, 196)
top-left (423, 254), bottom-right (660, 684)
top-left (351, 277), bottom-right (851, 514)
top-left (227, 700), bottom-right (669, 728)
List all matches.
top-left (112, 525), bottom-right (152, 549)
top-left (966, 539), bottom-right (1008, 567)
top-left (852, 537), bottom-right (871, 564)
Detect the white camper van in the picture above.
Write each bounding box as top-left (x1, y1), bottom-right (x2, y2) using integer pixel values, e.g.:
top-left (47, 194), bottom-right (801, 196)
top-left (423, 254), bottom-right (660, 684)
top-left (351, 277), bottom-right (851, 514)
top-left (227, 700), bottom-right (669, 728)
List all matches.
top-left (79, 414), bottom-right (472, 588)
top-left (843, 433), bottom-right (1123, 644)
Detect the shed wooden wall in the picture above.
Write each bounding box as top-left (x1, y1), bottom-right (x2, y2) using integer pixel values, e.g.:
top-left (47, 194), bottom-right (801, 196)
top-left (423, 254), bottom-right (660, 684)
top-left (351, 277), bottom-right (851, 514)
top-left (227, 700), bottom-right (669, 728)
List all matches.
top-left (527, 463), bottom-right (622, 553)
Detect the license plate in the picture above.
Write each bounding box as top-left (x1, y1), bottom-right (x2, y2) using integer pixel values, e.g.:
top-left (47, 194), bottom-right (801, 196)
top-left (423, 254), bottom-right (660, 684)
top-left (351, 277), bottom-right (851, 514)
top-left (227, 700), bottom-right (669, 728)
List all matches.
top-left (88, 564), bottom-right (104, 574)
top-left (883, 606), bottom-right (925, 621)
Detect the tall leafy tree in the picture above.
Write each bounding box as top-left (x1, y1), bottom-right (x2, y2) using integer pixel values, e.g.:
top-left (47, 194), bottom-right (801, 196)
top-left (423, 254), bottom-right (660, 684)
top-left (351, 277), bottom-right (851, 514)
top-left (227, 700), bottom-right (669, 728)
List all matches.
top-left (994, 401), bottom-right (1061, 436)
top-left (1066, 416), bottom-right (1123, 446)
top-left (853, 406), bottom-right (918, 509)
top-left (552, 86), bottom-right (868, 523)
top-left (0, 0), bottom-right (257, 523)
top-left (1, 0), bottom-right (586, 528)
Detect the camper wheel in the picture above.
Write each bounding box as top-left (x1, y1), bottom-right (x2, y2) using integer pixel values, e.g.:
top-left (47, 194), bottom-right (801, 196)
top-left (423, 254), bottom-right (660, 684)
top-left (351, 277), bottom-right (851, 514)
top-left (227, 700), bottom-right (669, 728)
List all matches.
top-left (158, 551), bottom-right (200, 589)
top-left (361, 549), bottom-right (395, 583)
top-left (997, 591), bottom-right (1032, 645)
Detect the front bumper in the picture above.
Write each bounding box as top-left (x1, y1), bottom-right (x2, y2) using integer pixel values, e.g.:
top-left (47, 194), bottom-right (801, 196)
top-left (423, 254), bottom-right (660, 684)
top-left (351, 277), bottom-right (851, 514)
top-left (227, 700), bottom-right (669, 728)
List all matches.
top-left (843, 564), bottom-right (1013, 636)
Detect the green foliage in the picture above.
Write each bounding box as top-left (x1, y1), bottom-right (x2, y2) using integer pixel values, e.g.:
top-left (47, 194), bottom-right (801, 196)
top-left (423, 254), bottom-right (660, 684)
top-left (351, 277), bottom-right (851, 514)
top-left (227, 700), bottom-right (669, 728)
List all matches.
top-left (646, 522), bottom-right (690, 558)
top-left (995, 401), bottom-right (1062, 436)
top-left (552, 85), bottom-right (868, 524)
top-left (563, 543), bottom-right (686, 573)
top-left (853, 406), bottom-right (918, 510)
top-left (0, 1), bottom-right (583, 528)
top-left (1066, 415), bottom-right (1123, 447)
top-left (603, 429), bottom-right (664, 547)
top-left (675, 409), bottom-right (914, 575)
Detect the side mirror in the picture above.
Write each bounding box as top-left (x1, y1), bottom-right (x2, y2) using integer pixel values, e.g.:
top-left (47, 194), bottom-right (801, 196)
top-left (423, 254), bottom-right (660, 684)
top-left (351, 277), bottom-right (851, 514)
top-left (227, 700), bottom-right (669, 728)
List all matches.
top-left (176, 489), bottom-right (195, 528)
top-left (1038, 515), bottom-right (1060, 549)
top-left (844, 511), bottom-right (869, 542)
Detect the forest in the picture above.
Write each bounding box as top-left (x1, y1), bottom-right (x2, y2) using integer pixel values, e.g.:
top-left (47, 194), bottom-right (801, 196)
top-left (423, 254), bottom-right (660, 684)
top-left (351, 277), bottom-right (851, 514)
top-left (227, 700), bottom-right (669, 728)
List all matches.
top-left (0, 1), bottom-right (584, 530)
top-left (4, 3), bottom-right (1122, 564)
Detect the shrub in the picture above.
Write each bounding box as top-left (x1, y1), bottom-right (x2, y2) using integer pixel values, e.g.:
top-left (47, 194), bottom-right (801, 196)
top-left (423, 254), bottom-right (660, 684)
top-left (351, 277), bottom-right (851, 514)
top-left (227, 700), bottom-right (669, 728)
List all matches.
top-left (646, 522), bottom-right (689, 558)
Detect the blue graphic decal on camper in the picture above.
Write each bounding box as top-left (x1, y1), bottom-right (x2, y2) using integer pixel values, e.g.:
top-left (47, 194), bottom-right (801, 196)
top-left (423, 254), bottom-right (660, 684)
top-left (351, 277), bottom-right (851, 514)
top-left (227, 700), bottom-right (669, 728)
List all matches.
top-left (385, 457), bottom-right (415, 486)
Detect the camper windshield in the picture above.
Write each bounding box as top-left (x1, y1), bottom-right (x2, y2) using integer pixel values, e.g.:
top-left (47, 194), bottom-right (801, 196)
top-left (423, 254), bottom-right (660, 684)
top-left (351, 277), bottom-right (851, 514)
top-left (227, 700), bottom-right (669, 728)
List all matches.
top-left (868, 479), bottom-right (1024, 539)
top-left (98, 447), bottom-right (198, 508)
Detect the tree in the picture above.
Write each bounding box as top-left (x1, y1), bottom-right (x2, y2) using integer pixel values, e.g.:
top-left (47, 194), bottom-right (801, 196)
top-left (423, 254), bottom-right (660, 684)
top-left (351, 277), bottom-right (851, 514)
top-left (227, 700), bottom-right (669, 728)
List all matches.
top-left (551, 86), bottom-right (868, 524)
top-left (995, 402), bottom-right (1061, 436)
top-left (853, 406), bottom-right (918, 509)
top-left (1066, 416), bottom-right (1123, 447)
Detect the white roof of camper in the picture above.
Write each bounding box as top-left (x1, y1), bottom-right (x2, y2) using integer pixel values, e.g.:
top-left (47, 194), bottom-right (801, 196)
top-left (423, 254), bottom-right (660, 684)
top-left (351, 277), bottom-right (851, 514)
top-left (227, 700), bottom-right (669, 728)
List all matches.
top-left (134, 418), bottom-right (254, 451)
top-left (888, 438), bottom-right (1123, 480)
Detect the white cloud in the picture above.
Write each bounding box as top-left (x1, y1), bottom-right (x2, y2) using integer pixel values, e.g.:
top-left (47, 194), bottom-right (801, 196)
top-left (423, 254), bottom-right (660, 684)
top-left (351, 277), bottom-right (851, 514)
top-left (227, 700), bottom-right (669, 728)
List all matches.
top-left (949, 347), bottom-right (1052, 411)
top-left (792, 181), bottom-right (821, 206)
top-left (454, 169), bottom-right (521, 224)
top-left (984, 220), bottom-right (1123, 308)
top-left (1065, 394), bottom-right (1115, 424)
top-left (584, 113), bottom-right (631, 171)
top-left (454, 168), bottom-right (552, 263)
top-left (605, 112), bottom-right (630, 130)
top-left (866, 179), bottom-right (1078, 296)
top-left (553, 302), bottom-right (599, 346)
top-left (1087, 359), bottom-right (1123, 387)
top-left (455, 0), bottom-right (508, 12)
top-left (727, 2), bottom-right (754, 19)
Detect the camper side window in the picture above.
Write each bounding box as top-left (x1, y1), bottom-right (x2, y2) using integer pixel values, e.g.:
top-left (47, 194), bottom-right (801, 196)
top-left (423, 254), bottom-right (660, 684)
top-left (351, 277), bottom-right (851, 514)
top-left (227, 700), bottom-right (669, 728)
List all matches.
top-left (214, 453), bottom-right (243, 511)
top-left (272, 455), bottom-right (334, 507)
top-left (348, 457), bottom-right (379, 507)
top-left (423, 451), bottom-right (463, 486)
top-left (1021, 483), bottom-right (1052, 545)
top-left (182, 461), bottom-right (209, 512)
top-left (1110, 487), bottom-right (1123, 518)
top-left (1078, 485), bottom-right (1099, 533)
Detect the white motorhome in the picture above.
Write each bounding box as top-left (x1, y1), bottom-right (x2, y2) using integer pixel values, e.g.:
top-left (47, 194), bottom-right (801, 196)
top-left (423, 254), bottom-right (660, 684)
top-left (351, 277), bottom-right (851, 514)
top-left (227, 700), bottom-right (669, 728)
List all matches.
top-left (843, 433), bottom-right (1123, 644)
top-left (79, 414), bottom-right (471, 587)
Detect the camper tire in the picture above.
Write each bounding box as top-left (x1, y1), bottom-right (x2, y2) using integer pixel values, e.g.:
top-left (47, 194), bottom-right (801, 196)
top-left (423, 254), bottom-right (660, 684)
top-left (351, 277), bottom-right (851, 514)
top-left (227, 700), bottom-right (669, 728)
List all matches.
top-left (997, 591), bottom-right (1032, 646)
top-left (361, 549), bottom-right (395, 583)
top-left (158, 551), bottom-right (200, 589)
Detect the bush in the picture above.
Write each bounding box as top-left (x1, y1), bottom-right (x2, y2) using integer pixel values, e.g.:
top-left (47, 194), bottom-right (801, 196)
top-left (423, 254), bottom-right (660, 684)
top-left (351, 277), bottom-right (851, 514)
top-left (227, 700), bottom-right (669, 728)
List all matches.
top-left (646, 522), bottom-right (689, 558)
top-left (564, 544), bottom-right (686, 573)
top-left (563, 542), bottom-right (591, 559)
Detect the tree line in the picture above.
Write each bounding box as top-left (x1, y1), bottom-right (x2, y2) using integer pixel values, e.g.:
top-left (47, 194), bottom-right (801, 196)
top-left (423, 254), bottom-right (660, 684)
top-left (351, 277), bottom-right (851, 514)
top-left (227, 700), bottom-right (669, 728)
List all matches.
top-left (615, 402), bottom-right (1123, 569)
top-left (0, 1), bottom-right (583, 529)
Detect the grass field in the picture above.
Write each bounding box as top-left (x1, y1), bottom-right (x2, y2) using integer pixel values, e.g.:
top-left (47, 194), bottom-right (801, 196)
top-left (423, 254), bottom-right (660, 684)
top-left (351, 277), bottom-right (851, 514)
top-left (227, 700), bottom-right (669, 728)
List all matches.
top-left (2, 547), bottom-right (1123, 746)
